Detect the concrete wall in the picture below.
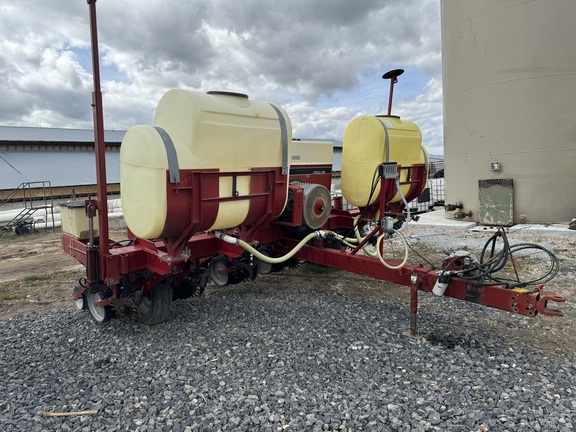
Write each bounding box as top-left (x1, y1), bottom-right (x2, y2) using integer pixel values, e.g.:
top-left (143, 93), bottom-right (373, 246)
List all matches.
top-left (441, 0), bottom-right (576, 224)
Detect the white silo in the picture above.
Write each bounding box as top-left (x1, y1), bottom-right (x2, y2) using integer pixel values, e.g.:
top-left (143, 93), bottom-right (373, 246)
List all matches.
top-left (441, 0), bottom-right (576, 224)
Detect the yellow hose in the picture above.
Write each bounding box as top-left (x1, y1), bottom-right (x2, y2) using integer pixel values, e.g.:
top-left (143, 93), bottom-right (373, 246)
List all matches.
top-left (353, 215), bottom-right (378, 257)
top-left (218, 222), bottom-right (408, 271)
top-left (375, 229), bottom-right (409, 270)
top-left (328, 225), bottom-right (409, 270)
top-left (220, 231), bottom-right (319, 264)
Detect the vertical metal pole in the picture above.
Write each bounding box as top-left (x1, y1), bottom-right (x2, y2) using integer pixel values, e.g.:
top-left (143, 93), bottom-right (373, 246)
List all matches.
top-left (387, 78), bottom-right (396, 116)
top-left (408, 275), bottom-right (419, 338)
top-left (87, 1), bottom-right (110, 266)
top-left (382, 69), bottom-right (404, 116)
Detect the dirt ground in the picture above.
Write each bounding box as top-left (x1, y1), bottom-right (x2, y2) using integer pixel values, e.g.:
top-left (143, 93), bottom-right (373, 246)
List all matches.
top-left (0, 230), bottom-right (84, 318)
top-left (0, 229), bottom-right (410, 320)
top-left (0, 226), bottom-right (574, 355)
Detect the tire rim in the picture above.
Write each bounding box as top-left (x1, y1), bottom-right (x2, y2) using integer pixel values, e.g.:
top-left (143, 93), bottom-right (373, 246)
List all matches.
top-left (209, 258), bottom-right (230, 286)
top-left (87, 292), bottom-right (107, 322)
top-left (74, 296), bottom-right (84, 310)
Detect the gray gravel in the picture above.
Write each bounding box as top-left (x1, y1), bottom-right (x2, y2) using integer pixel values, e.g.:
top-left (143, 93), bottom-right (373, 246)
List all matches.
top-left (1, 274), bottom-right (575, 432)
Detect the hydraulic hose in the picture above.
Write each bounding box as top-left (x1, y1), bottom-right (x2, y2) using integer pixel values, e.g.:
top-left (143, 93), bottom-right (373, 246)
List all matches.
top-left (326, 231), bottom-right (359, 249)
top-left (352, 215), bottom-right (378, 257)
top-left (218, 231), bottom-right (322, 264)
top-left (440, 228), bottom-right (560, 289)
top-left (376, 229), bottom-right (409, 270)
top-left (313, 228), bottom-right (409, 270)
top-left (394, 177), bottom-right (410, 232)
top-left (479, 229), bottom-right (510, 274)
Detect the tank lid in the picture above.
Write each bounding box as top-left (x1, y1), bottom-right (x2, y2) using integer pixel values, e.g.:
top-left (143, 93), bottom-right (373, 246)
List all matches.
top-left (382, 69), bottom-right (404, 79)
top-left (207, 91), bottom-right (249, 98)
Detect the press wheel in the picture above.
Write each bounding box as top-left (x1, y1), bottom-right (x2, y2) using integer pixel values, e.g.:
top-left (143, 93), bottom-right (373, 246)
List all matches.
top-left (73, 284), bottom-right (86, 311)
top-left (208, 256), bottom-right (233, 286)
top-left (86, 290), bottom-right (113, 323)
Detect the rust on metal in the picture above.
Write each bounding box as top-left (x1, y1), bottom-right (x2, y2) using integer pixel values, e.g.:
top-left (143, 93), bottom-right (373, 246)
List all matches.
top-left (87, 0), bottom-right (110, 267)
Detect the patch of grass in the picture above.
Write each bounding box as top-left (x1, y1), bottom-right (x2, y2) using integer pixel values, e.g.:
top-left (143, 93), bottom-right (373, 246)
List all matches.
top-left (0, 293), bottom-right (26, 301)
top-left (0, 283), bottom-right (19, 294)
top-left (556, 245), bottom-right (576, 257)
top-left (23, 274), bottom-right (53, 282)
top-left (0, 270), bottom-right (82, 298)
top-left (301, 263), bottom-right (337, 275)
top-left (0, 229), bottom-right (51, 244)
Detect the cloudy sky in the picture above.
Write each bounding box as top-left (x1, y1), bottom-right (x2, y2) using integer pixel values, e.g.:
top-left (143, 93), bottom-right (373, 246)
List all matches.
top-left (0, 0), bottom-right (444, 155)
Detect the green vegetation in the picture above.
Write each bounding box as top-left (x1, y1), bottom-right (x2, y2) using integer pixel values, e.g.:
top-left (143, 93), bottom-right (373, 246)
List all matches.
top-left (0, 270), bottom-right (81, 303)
top-left (0, 229), bottom-right (51, 244)
top-left (23, 274), bottom-right (53, 282)
top-left (0, 293), bottom-right (26, 301)
top-left (301, 263), bottom-right (337, 275)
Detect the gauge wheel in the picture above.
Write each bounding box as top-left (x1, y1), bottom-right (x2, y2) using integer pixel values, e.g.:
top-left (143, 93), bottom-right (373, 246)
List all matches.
top-left (256, 247), bottom-right (274, 274)
top-left (73, 284), bottom-right (86, 310)
top-left (256, 247), bottom-right (284, 274)
top-left (208, 256), bottom-right (232, 286)
top-left (86, 290), bottom-right (114, 323)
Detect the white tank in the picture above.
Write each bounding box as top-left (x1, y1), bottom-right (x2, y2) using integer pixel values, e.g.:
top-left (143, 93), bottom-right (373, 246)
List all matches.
top-left (442, 0), bottom-right (576, 224)
top-left (120, 90), bottom-right (292, 239)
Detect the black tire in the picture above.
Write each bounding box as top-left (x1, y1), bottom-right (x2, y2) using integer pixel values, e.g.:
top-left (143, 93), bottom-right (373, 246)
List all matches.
top-left (254, 247), bottom-right (273, 274)
top-left (15, 223), bottom-right (31, 235)
top-left (255, 247), bottom-right (284, 274)
top-left (136, 280), bottom-right (173, 325)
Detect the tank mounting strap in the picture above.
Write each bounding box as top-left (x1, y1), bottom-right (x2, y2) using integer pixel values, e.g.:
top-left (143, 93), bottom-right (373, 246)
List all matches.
top-left (377, 119), bottom-right (390, 162)
top-left (269, 103), bottom-right (289, 175)
top-left (154, 126), bottom-right (180, 184)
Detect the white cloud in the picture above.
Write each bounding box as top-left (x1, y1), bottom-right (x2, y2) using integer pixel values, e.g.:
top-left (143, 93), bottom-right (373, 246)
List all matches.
top-left (0, 0), bottom-right (444, 153)
top-left (396, 76), bottom-right (444, 156)
top-left (288, 102), bottom-right (360, 140)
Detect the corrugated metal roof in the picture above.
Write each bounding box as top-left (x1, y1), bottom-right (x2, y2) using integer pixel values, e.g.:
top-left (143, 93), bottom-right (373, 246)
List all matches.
top-left (0, 126), bottom-right (126, 144)
top-left (0, 151), bottom-right (120, 190)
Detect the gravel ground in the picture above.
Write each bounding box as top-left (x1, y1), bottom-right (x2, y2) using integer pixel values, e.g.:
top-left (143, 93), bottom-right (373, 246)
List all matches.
top-left (1, 269), bottom-right (575, 432)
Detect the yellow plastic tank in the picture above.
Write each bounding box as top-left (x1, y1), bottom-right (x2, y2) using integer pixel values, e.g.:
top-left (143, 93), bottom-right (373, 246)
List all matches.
top-left (341, 115), bottom-right (426, 207)
top-left (120, 90), bottom-right (292, 239)
top-left (60, 202), bottom-right (99, 240)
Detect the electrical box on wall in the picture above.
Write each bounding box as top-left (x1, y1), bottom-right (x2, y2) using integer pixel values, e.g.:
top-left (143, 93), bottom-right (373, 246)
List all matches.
top-left (478, 178), bottom-right (514, 226)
